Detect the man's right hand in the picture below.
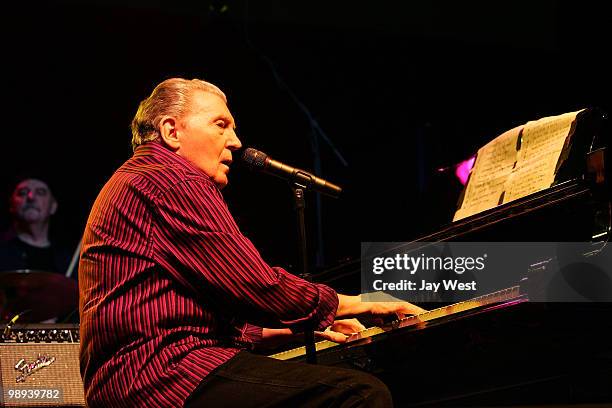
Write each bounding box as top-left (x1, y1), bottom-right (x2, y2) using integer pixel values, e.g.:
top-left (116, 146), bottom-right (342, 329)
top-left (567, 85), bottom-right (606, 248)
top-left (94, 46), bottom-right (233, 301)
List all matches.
top-left (315, 318), bottom-right (367, 343)
top-left (336, 294), bottom-right (426, 321)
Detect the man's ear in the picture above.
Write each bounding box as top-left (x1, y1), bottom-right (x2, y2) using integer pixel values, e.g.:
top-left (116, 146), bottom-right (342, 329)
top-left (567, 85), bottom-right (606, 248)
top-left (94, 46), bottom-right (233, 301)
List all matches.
top-left (50, 198), bottom-right (58, 216)
top-left (159, 117), bottom-right (180, 150)
top-left (8, 196), bottom-right (16, 215)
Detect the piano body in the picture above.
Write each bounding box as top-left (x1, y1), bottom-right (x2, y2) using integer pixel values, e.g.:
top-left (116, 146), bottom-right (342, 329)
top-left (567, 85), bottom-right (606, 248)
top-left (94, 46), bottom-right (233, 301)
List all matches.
top-left (269, 108), bottom-right (612, 407)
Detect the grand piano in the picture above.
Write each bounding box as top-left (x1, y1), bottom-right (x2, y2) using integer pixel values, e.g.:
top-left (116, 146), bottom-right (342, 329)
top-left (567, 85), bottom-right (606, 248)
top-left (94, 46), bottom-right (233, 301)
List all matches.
top-left (268, 108), bottom-right (612, 407)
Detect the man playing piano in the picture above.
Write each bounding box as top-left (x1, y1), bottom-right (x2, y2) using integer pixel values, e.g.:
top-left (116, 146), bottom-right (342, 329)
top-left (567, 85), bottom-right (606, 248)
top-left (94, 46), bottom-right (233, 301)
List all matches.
top-left (79, 78), bottom-right (424, 408)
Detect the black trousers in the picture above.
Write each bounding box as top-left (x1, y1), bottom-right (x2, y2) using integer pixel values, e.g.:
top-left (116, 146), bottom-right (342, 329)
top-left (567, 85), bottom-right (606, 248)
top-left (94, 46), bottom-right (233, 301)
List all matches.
top-left (184, 351), bottom-right (393, 408)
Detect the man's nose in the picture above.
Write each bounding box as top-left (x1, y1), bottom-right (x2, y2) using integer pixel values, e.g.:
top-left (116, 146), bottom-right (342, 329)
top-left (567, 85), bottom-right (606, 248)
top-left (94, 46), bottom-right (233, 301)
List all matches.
top-left (226, 130), bottom-right (242, 151)
top-left (26, 191), bottom-right (35, 201)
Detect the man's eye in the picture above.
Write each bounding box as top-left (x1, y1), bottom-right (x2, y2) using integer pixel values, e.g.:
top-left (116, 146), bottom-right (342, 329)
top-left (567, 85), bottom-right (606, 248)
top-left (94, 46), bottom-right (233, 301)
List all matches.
top-left (216, 121), bottom-right (226, 128)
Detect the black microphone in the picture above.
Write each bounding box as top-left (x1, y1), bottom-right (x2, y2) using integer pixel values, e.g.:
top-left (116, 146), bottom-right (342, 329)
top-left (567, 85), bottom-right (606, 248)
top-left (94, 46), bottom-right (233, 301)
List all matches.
top-left (241, 148), bottom-right (342, 198)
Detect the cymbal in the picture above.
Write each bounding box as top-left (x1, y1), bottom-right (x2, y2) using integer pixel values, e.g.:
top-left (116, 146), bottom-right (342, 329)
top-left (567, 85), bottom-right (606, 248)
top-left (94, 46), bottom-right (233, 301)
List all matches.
top-left (0, 269), bottom-right (78, 323)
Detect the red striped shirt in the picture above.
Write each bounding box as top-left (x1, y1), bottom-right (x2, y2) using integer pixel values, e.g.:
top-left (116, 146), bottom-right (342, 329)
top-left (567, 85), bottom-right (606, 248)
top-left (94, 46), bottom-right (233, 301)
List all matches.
top-left (79, 142), bottom-right (338, 407)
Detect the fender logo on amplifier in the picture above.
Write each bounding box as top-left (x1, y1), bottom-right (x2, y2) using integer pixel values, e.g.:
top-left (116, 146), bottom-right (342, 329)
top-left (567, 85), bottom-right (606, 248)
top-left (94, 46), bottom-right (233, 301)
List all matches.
top-left (1, 325), bottom-right (85, 407)
top-left (14, 354), bottom-right (56, 383)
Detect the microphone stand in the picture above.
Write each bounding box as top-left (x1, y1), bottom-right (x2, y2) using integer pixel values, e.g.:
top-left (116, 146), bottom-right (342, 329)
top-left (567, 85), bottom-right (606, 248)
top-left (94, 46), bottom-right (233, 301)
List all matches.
top-left (292, 185), bottom-right (317, 364)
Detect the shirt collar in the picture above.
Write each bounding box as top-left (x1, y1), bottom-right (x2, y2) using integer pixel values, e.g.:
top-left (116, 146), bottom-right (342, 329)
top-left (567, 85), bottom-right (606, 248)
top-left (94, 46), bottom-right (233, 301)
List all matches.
top-left (132, 141), bottom-right (212, 181)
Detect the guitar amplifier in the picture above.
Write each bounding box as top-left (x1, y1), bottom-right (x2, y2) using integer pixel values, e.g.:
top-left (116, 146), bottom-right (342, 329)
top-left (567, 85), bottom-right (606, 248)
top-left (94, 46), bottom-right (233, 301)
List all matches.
top-left (0, 324), bottom-right (85, 407)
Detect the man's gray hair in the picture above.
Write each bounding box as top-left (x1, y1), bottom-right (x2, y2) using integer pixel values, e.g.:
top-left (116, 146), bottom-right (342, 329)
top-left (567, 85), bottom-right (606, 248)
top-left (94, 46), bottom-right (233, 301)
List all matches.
top-left (131, 78), bottom-right (227, 150)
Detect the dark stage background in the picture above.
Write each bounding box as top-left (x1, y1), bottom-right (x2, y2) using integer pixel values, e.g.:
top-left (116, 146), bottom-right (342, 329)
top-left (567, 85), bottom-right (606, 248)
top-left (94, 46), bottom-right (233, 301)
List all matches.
top-left (1, 1), bottom-right (610, 279)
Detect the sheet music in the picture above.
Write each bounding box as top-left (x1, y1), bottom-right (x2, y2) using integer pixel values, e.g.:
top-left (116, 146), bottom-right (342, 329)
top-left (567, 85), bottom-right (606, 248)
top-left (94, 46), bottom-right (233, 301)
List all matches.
top-left (453, 126), bottom-right (521, 221)
top-left (503, 110), bottom-right (580, 202)
top-left (453, 110), bottom-right (584, 221)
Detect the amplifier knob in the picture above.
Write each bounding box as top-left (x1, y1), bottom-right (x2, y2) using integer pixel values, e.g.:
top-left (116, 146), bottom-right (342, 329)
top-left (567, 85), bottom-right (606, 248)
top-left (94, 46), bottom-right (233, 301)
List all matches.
top-left (26, 330), bottom-right (37, 342)
top-left (49, 329), bottom-right (59, 342)
top-left (60, 330), bottom-right (71, 342)
top-left (37, 330), bottom-right (48, 342)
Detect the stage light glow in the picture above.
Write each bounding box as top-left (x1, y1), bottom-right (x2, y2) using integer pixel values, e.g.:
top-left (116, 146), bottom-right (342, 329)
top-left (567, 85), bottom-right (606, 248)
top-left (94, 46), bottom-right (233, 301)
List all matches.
top-left (455, 156), bottom-right (476, 185)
